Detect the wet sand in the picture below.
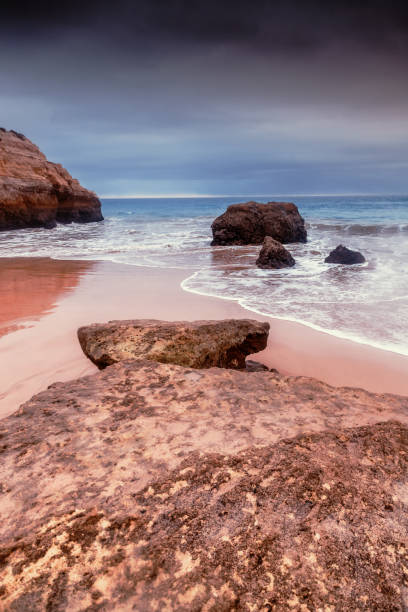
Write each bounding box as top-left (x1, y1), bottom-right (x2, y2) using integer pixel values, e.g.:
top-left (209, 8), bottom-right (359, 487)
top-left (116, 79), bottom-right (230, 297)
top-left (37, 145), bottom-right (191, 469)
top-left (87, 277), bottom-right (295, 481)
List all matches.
top-left (0, 256), bottom-right (407, 418)
top-left (0, 257), bottom-right (96, 337)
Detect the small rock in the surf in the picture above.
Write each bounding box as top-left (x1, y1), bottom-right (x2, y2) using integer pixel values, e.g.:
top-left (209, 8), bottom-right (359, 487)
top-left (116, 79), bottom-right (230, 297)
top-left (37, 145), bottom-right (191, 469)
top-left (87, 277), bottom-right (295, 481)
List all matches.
top-left (256, 236), bottom-right (295, 269)
top-left (325, 244), bottom-right (366, 265)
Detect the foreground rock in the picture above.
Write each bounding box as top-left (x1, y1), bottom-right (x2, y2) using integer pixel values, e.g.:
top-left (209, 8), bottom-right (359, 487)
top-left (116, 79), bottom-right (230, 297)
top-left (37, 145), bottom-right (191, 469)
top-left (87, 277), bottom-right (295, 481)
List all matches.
top-left (0, 128), bottom-right (103, 230)
top-left (325, 244), bottom-right (366, 265)
top-left (1, 360), bottom-right (408, 609)
top-left (211, 201), bottom-right (307, 245)
top-left (78, 318), bottom-right (269, 369)
top-left (256, 236), bottom-right (296, 269)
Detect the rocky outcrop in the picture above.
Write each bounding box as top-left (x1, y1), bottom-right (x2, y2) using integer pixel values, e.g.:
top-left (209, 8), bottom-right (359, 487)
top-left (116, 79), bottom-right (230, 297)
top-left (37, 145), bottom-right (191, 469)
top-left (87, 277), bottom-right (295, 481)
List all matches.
top-left (325, 244), bottom-right (366, 265)
top-left (78, 318), bottom-right (269, 370)
top-left (211, 201), bottom-right (307, 245)
top-left (1, 359), bottom-right (408, 610)
top-left (0, 128), bottom-right (103, 230)
top-left (256, 236), bottom-right (296, 269)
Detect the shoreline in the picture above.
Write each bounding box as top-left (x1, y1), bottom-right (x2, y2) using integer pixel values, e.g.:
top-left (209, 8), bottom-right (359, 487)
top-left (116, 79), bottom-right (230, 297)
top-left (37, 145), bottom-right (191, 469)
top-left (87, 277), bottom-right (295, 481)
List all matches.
top-left (4, 253), bottom-right (408, 358)
top-left (181, 271), bottom-right (408, 358)
top-left (1, 256), bottom-right (408, 419)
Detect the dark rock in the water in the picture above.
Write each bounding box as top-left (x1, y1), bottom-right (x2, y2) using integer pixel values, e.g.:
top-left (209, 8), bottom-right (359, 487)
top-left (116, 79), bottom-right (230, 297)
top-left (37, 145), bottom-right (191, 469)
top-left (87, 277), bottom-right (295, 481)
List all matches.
top-left (256, 236), bottom-right (296, 269)
top-left (325, 244), bottom-right (366, 265)
top-left (211, 200), bottom-right (307, 245)
top-left (78, 318), bottom-right (270, 370)
top-left (0, 128), bottom-right (103, 231)
top-left (1, 358), bottom-right (408, 610)
top-left (245, 359), bottom-right (270, 371)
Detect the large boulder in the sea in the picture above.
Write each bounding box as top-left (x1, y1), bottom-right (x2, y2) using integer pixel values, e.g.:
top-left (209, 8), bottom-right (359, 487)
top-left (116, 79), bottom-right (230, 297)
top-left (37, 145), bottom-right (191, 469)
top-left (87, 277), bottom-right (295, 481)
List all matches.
top-left (1, 358), bottom-right (408, 610)
top-left (325, 244), bottom-right (366, 265)
top-left (256, 236), bottom-right (296, 269)
top-left (0, 128), bottom-right (103, 230)
top-left (78, 318), bottom-right (270, 370)
top-left (211, 200), bottom-right (307, 245)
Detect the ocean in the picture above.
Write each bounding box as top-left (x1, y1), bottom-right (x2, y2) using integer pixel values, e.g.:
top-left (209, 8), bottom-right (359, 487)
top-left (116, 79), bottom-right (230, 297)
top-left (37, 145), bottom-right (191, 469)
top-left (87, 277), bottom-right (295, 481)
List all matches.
top-left (1, 195), bottom-right (408, 356)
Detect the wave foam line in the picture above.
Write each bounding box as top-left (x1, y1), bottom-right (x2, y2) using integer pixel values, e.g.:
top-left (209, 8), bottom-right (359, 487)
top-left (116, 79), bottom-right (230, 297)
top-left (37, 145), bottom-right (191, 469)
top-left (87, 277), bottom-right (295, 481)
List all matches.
top-left (180, 271), bottom-right (408, 358)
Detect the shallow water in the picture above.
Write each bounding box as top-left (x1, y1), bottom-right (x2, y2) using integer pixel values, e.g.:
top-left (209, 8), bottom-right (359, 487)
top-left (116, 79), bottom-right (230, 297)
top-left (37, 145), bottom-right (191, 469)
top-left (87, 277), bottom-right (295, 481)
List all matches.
top-left (1, 195), bottom-right (407, 355)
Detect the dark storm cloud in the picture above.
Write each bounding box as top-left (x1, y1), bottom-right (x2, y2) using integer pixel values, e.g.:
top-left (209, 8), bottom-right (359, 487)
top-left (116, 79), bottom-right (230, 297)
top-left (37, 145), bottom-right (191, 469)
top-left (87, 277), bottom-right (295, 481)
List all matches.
top-left (1, 0), bottom-right (408, 195)
top-left (3, 0), bottom-right (408, 48)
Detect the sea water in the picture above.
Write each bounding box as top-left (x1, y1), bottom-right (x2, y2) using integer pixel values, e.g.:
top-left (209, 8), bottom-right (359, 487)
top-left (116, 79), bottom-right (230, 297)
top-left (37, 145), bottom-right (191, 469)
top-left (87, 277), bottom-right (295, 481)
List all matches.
top-left (1, 195), bottom-right (407, 355)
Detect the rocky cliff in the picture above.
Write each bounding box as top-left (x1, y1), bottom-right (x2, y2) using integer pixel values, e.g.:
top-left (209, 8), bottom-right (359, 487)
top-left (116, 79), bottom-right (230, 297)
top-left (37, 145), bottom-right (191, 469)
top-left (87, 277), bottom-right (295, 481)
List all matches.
top-left (0, 128), bottom-right (103, 230)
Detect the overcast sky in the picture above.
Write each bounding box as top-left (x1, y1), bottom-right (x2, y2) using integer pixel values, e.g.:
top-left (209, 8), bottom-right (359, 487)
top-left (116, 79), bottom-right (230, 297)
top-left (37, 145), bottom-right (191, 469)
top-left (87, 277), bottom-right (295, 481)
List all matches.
top-left (2, 0), bottom-right (408, 196)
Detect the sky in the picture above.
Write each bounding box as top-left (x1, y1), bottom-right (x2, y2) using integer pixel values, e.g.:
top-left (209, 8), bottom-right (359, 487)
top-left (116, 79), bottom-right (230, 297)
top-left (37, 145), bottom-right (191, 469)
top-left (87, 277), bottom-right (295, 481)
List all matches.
top-left (1, 0), bottom-right (408, 196)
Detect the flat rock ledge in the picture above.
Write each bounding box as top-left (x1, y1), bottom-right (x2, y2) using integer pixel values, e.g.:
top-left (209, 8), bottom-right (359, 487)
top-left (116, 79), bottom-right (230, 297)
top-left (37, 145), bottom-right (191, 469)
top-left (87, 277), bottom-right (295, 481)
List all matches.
top-left (0, 128), bottom-right (103, 230)
top-left (211, 201), bottom-right (307, 246)
top-left (1, 360), bottom-right (408, 610)
top-left (256, 236), bottom-right (296, 269)
top-left (78, 318), bottom-right (270, 370)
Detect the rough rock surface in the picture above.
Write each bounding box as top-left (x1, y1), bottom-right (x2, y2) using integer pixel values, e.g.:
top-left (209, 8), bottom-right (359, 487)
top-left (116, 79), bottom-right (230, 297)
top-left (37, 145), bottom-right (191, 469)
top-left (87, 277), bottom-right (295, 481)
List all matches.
top-left (256, 236), bottom-right (296, 269)
top-left (211, 201), bottom-right (307, 246)
top-left (1, 360), bottom-right (408, 610)
top-left (325, 244), bottom-right (366, 265)
top-left (78, 318), bottom-right (270, 370)
top-left (0, 128), bottom-right (103, 230)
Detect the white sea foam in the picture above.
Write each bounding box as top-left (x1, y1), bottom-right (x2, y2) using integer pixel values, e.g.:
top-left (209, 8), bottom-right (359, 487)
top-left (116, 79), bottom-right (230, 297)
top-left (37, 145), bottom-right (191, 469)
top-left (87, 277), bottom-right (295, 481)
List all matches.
top-left (181, 273), bottom-right (408, 356)
top-left (1, 196), bottom-right (407, 355)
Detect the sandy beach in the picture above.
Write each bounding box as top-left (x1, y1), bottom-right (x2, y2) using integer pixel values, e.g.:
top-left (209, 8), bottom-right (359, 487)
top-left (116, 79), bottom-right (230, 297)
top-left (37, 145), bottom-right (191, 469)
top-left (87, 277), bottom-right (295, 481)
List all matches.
top-left (1, 256), bottom-right (407, 418)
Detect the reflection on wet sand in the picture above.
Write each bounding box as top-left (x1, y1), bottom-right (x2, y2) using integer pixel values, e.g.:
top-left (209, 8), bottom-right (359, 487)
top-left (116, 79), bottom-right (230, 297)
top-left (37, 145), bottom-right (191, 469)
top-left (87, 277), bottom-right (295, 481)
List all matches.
top-left (0, 257), bottom-right (96, 337)
top-left (210, 245), bottom-right (258, 270)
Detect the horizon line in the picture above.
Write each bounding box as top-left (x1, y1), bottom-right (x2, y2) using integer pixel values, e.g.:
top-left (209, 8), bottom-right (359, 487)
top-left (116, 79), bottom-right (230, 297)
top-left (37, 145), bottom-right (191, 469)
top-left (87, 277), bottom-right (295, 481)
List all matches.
top-left (99, 192), bottom-right (408, 199)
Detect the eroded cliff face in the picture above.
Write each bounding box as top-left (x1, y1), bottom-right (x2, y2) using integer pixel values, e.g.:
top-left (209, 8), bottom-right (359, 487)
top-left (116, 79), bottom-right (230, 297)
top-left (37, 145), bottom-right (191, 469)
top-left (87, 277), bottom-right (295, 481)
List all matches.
top-left (0, 128), bottom-right (103, 230)
top-left (1, 359), bottom-right (408, 610)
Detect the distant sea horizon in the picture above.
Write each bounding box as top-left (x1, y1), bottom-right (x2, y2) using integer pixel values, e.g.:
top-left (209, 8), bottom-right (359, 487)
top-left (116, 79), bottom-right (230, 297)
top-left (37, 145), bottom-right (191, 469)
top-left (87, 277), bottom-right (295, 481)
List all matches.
top-left (98, 192), bottom-right (408, 199)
